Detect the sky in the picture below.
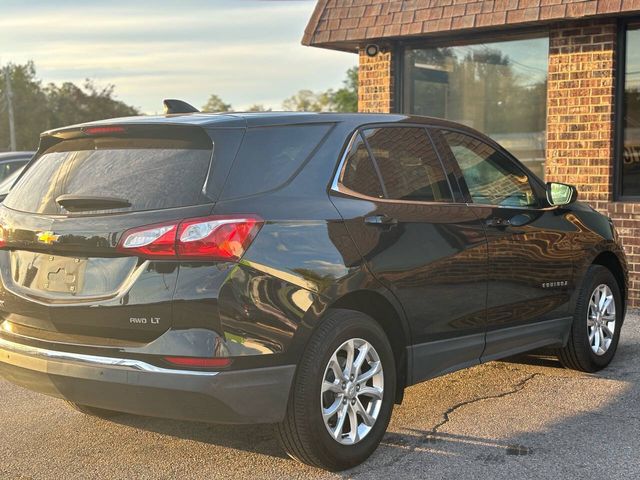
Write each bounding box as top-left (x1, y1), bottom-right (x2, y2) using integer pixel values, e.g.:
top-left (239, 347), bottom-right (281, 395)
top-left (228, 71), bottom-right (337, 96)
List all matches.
top-left (0, 0), bottom-right (356, 113)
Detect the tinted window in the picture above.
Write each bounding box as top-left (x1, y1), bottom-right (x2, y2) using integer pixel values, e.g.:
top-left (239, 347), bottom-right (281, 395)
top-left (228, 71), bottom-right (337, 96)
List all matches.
top-left (4, 133), bottom-right (212, 214)
top-left (340, 133), bottom-right (384, 198)
top-left (441, 130), bottom-right (537, 207)
top-left (222, 124), bottom-right (331, 199)
top-left (621, 25), bottom-right (640, 196)
top-left (364, 127), bottom-right (452, 202)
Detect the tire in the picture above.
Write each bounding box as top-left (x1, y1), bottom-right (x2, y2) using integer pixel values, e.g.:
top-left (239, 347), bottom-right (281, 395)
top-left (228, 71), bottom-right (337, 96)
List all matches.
top-left (557, 265), bottom-right (624, 372)
top-left (65, 401), bottom-right (120, 419)
top-left (276, 308), bottom-right (396, 471)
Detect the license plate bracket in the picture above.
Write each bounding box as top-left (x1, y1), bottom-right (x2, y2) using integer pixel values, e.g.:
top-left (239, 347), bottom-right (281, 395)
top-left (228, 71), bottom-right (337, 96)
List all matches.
top-left (35, 255), bottom-right (87, 295)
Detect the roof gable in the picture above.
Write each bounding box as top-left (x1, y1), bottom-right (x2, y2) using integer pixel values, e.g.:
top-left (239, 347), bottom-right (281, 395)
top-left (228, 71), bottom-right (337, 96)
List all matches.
top-left (302, 0), bottom-right (640, 50)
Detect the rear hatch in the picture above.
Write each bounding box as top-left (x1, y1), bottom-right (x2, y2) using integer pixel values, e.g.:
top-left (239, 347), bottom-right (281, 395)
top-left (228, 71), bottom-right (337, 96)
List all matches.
top-left (0, 125), bottom-right (216, 344)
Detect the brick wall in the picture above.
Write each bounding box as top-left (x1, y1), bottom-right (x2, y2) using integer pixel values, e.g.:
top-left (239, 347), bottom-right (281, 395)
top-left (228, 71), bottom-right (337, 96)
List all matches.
top-left (546, 20), bottom-right (616, 212)
top-left (358, 49), bottom-right (394, 113)
top-left (545, 19), bottom-right (640, 306)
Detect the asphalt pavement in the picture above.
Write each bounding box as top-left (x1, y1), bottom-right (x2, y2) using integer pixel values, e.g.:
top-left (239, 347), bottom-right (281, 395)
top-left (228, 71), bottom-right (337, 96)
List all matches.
top-left (1, 312), bottom-right (639, 479)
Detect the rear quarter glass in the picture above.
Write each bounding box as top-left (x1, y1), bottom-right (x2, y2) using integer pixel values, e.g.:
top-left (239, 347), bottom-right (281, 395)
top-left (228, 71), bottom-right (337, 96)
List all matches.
top-left (3, 128), bottom-right (214, 215)
top-left (220, 123), bottom-right (332, 200)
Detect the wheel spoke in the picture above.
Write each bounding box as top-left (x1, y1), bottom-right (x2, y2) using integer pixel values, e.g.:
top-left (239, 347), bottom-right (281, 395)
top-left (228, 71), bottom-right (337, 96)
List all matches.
top-left (602, 324), bottom-right (614, 339)
top-left (331, 404), bottom-right (348, 440)
top-left (322, 380), bottom-right (342, 394)
top-left (357, 361), bottom-right (381, 384)
top-left (323, 398), bottom-right (342, 421)
top-left (600, 294), bottom-right (613, 314)
top-left (352, 342), bottom-right (369, 377)
top-left (347, 404), bottom-right (359, 443)
top-left (358, 385), bottom-right (383, 399)
top-left (328, 354), bottom-right (342, 380)
top-left (343, 340), bottom-right (355, 378)
top-left (355, 398), bottom-right (375, 426)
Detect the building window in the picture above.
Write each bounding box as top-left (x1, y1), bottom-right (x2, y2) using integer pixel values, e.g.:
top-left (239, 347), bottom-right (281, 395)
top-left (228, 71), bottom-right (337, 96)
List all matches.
top-left (403, 37), bottom-right (549, 179)
top-left (621, 24), bottom-right (640, 197)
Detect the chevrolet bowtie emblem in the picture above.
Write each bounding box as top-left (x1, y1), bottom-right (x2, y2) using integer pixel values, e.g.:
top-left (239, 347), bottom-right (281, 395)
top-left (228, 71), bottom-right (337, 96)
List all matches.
top-left (36, 231), bottom-right (60, 245)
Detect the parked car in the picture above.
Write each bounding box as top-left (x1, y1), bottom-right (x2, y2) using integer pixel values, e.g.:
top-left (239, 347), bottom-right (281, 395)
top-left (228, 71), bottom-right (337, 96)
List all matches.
top-left (0, 166), bottom-right (25, 202)
top-left (0, 109), bottom-right (627, 470)
top-left (0, 151), bottom-right (33, 183)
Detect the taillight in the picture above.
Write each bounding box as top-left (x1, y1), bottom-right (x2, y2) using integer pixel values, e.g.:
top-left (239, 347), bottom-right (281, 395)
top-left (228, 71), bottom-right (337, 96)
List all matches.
top-left (117, 215), bottom-right (263, 261)
top-left (119, 223), bottom-right (177, 257)
top-left (177, 216), bottom-right (261, 260)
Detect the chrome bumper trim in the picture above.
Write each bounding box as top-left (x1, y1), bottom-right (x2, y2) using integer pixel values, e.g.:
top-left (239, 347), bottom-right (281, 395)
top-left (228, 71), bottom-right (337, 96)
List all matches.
top-left (0, 336), bottom-right (219, 377)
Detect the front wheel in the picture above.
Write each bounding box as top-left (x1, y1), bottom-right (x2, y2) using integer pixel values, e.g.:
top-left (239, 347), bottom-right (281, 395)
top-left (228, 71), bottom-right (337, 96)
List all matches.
top-left (276, 309), bottom-right (396, 471)
top-left (558, 265), bottom-right (623, 372)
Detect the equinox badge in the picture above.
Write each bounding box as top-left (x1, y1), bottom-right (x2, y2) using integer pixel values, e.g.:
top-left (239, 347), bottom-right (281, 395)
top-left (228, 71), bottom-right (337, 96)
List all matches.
top-left (36, 231), bottom-right (60, 245)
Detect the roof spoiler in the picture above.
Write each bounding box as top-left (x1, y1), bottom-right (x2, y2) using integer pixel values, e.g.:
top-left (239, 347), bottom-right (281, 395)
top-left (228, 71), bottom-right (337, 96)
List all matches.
top-left (163, 99), bottom-right (199, 114)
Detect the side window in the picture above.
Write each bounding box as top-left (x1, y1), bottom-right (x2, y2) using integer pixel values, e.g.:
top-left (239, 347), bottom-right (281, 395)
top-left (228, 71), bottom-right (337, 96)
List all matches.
top-left (340, 133), bottom-right (384, 198)
top-left (441, 130), bottom-right (537, 207)
top-left (363, 127), bottom-right (452, 202)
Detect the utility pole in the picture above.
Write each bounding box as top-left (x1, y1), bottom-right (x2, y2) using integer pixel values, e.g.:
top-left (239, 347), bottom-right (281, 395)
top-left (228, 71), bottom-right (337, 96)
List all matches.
top-left (3, 66), bottom-right (17, 151)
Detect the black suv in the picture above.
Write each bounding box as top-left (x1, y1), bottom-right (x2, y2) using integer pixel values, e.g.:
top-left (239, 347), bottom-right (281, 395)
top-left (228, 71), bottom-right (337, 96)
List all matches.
top-left (0, 110), bottom-right (627, 470)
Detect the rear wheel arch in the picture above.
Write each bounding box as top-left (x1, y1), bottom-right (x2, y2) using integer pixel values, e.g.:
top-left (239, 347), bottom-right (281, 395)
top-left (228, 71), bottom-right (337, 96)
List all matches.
top-left (329, 290), bottom-right (409, 404)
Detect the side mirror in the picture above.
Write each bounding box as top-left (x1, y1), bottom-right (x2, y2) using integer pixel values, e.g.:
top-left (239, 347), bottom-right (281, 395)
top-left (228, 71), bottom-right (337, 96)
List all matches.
top-left (546, 182), bottom-right (578, 206)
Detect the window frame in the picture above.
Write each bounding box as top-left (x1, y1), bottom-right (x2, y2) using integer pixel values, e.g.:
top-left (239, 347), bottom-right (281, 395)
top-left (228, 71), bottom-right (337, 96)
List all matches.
top-left (614, 17), bottom-right (640, 201)
top-left (331, 123), bottom-right (461, 205)
top-left (433, 126), bottom-right (549, 210)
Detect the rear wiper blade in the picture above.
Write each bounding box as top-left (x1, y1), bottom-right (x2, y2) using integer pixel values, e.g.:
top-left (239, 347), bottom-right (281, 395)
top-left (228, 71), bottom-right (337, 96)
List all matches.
top-left (55, 194), bottom-right (131, 211)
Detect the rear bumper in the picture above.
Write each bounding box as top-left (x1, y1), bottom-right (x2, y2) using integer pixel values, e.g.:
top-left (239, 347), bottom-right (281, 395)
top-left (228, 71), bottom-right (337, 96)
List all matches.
top-left (0, 336), bottom-right (295, 424)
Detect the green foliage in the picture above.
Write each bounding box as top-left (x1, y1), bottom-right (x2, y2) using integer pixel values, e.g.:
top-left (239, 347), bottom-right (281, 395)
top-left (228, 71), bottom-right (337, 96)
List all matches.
top-left (246, 104), bottom-right (271, 112)
top-left (282, 67), bottom-right (358, 112)
top-left (1, 62), bottom-right (139, 151)
top-left (201, 94), bottom-right (232, 112)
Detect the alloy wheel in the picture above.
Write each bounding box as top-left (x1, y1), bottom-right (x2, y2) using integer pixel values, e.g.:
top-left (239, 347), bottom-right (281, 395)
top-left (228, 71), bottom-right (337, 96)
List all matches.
top-left (321, 338), bottom-right (384, 445)
top-left (587, 284), bottom-right (616, 356)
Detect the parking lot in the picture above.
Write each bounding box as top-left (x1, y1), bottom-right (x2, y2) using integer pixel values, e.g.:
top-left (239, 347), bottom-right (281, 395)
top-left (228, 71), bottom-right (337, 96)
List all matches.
top-left (1, 312), bottom-right (639, 479)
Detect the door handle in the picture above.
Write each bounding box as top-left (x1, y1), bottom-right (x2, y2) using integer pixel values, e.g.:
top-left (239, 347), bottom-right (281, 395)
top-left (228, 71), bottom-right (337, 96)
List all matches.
top-left (485, 217), bottom-right (511, 228)
top-left (364, 214), bottom-right (398, 226)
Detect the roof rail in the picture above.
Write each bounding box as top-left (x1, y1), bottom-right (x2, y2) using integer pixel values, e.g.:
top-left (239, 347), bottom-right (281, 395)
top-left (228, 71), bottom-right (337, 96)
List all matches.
top-left (163, 99), bottom-right (199, 114)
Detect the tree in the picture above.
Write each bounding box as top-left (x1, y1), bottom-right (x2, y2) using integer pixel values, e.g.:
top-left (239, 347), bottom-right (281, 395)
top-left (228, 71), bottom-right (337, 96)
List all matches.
top-left (1, 62), bottom-right (140, 151)
top-left (45, 80), bottom-right (139, 129)
top-left (246, 104), bottom-right (271, 112)
top-left (282, 67), bottom-right (358, 112)
top-left (201, 94), bottom-right (232, 112)
top-left (330, 66), bottom-right (358, 112)
top-left (282, 89), bottom-right (329, 112)
top-left (0, 62), bottom-right (49, 151)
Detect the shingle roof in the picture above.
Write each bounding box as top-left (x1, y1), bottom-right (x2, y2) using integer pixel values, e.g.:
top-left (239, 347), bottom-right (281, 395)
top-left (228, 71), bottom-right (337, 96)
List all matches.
top-left (302, 0), bottom-right (640, 50)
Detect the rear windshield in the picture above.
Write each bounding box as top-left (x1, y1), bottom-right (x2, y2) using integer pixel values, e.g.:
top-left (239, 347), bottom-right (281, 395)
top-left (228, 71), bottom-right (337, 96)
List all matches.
top-left (220, 124), bottom-right (332, 199)
top-left (4, 132), bottom-right (213, 214)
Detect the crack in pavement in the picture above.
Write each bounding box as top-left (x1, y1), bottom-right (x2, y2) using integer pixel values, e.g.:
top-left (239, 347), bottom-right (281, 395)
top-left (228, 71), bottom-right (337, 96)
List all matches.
top-left (346, 372), bottom-right (542, 478)
top-left (429, 373), bottom-right (542, 435)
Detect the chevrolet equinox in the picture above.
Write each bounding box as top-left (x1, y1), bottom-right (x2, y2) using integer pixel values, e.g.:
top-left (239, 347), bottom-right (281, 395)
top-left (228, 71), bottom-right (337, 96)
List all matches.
top-left (0, 107), bottom-right (627, 470)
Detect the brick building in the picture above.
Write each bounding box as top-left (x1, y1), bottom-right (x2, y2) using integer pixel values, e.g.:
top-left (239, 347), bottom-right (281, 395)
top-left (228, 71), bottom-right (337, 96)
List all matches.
top-left (303, 0), bottom-right (640, 305)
